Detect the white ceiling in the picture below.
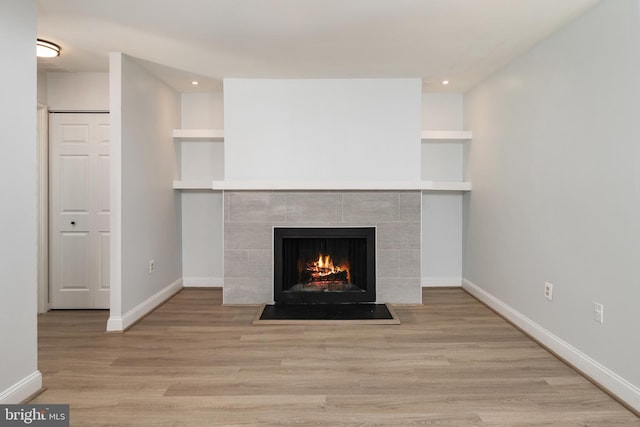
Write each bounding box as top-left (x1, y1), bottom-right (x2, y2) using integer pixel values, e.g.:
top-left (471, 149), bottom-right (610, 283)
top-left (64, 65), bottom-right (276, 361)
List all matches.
top-left (36, 0), bottom-right (599, 93)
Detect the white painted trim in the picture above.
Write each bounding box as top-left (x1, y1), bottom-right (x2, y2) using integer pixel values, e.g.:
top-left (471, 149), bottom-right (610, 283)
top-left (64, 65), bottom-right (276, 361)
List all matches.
top-left (0, 371), bottom-right (42, 404)
top-left (419, 193), bottom-right (423, 304)
top-left (209, 180), bottom-right (471, 191)
top-left (183, 277), bottom-right (223, 287)
top-left (109, 52), bottom-right (123, 325)
top-left (462, 278), bottom-right (640, 413)
top-left (421, 277), bottom-right (462, 287)
top-left (37, 105), bottom-right (49, 314)
top-left (107, 279), bottom-right (183, 331)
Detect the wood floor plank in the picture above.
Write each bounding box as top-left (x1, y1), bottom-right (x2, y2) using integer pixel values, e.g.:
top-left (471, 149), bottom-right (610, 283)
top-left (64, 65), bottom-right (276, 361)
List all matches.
top-left (31, 288), bottom-right (640, 426)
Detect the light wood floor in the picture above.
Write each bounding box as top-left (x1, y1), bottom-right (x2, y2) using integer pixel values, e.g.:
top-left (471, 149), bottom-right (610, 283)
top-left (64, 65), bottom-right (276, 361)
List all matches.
top-left (33, 288), bottom-right (639, 426)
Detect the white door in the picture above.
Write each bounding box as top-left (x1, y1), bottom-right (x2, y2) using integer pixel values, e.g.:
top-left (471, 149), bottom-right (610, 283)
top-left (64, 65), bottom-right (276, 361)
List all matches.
top-left (49, 113), bottom-right (110, 309)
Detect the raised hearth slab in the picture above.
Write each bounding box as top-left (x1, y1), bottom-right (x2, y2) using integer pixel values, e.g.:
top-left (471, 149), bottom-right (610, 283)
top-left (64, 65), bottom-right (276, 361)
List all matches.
top-left (252, 303), bottom-right (400, 325)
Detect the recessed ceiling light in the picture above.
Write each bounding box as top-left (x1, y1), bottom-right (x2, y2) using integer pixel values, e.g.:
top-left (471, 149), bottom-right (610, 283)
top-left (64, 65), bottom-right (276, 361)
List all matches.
top-left (192, 81), bottom-right (199, 86)
top-left (442, 80), bottom-right (449, 85)
top-left (36, 39), bottom-right (61, 58)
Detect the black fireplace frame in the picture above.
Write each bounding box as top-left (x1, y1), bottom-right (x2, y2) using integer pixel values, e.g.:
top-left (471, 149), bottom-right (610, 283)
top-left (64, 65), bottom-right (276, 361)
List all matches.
top-left (273, 227), bottom-right (376, 304)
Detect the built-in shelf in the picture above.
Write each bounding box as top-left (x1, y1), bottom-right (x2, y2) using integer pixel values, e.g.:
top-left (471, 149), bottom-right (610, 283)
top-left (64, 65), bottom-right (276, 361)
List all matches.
top-left (173, 180), bottom-right (216, 190)
top-left (173, 129), bottom-right (224, 140)
top-left (421, 130), bottom-right (472, 141)
top-left (172, 128), bottom-right (472, 192)
top-left (173, 129), bottom-right (224, 187)
top-left (426, 181), bottom-right (472, 191)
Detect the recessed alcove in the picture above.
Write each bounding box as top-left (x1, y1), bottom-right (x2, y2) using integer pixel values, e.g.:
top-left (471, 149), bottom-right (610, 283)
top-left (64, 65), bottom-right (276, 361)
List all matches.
top-left (178, 88), bottom-right (468, 298)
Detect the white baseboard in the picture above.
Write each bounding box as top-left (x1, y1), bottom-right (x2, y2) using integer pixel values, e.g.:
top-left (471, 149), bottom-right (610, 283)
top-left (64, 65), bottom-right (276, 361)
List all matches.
top-left (421, 277), bottom-right (462, 287)
top-left (183, 277), bottom-right (223, 288)
top-left (0, 371), bottom-right (42, 403)
top-left (107, 279), bottom-right (183, 332)
top-left (462, 278), bottom-right (640, 413)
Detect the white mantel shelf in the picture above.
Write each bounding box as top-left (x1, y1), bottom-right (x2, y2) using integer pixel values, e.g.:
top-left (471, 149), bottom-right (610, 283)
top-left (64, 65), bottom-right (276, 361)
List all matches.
top-left (173, 180), bottom-right (471, 191)
top-left (174, 129), bottom-right (472, 141)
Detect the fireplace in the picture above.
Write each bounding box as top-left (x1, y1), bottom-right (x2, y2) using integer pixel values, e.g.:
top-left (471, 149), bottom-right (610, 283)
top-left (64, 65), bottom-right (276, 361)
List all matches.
top-left (273, 227), bottom-right (376, 304)
top-left (223, 191), bottom-right (421, 305)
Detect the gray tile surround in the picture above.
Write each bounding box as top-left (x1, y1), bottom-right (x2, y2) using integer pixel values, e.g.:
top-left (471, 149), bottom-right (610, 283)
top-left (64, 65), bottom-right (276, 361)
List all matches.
top-left (223, 191), bottom-right (422, 304)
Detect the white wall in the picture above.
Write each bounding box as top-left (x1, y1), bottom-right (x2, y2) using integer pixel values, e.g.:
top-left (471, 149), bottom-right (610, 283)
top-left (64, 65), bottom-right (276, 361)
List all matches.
top-left (421, 93), bottom-right (465, 286)
top-left (0, 0), bottom-right (42, 402)
top-left (180, 93), bottom-right (224, 286)
top-left (37, 70), bottom-right (47, 106)
top-left (182, 92), bottom-right (223, 129)
top-left (46, 72), bottom-right (109, 111)
top-left (108, 53), bottom-right (182, 331)
top-left (180, 93), bottom-right (225, 182)
top-left (224, 78), bottom-right (422, 182)
top-left (422, 93), bottom-right (463, 131)
top-left (464, 0), bottom-right (640, 410)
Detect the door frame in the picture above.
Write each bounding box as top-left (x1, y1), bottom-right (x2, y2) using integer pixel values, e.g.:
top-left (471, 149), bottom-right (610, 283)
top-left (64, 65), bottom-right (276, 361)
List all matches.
top-left (47, 111), bottom-right (111, 309)
top-left (37, 104), bottom-right (49, 314)
top-left (39, 110), bottom-right (110, 312)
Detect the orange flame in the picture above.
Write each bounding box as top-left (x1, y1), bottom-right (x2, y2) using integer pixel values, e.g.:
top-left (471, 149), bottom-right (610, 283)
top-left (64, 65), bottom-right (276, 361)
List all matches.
top-left (307, 253), bottom-right (351, 283)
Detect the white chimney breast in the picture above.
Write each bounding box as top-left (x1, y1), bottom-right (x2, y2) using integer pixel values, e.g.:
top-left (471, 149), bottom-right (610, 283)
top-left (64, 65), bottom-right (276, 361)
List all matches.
top-left (223, 78), bottom-right (422, 183)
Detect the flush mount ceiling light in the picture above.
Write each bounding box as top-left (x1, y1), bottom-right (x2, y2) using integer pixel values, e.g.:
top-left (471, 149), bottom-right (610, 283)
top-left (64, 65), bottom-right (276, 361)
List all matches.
top-left (442, 80), bottom-right (449, 85)
top-left (36, 39), bottom-right (61, 58)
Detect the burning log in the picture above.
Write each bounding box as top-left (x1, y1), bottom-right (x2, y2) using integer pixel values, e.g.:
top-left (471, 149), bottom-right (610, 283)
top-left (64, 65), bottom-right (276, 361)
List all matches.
top-left (308, 270), bottom-right (349, 284)
top-left (304, 253), bottom-right (351, 284)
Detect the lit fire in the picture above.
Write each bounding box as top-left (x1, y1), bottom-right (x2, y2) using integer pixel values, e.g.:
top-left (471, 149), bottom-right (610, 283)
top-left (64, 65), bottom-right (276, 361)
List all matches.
top-left (306, 254), bottom-right (350, 284)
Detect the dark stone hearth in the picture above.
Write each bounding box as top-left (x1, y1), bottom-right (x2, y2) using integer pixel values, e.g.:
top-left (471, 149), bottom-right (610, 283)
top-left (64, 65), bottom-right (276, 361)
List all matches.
top-left (258, 303), bottom-right (394, 321)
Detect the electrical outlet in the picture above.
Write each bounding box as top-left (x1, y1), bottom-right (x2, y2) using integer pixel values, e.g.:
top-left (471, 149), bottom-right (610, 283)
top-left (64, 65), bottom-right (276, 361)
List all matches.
top-left (544, 282), bottom-right (553, 301)
top-left (593, 302), bottom-right (604, 324)
top-left (148, 259), bottom-right (155, 274)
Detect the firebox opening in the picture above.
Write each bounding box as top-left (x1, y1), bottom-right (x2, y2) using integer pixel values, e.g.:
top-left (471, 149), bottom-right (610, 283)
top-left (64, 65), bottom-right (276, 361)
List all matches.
top-left (286, 238), bottom-right (364, 293)
top-left (274, 227), bottom-right (376, 304)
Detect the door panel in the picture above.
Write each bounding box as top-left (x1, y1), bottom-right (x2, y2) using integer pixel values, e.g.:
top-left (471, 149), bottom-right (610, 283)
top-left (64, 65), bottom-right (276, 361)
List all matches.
top-left (50, 113), bottom-right (110, 309)
top-left (94, 231), bottom-right (110, 308)
top-left (96, 155), bottom-right (110, 231)
top-left (60, 123), bottom-right (89, 143)
top-left (60, 232), bottom-right (90, 289)
top-left (60, 155), bottom-right (90, 212)
top-left (56, 231), bottom-right (92, 307)
top-left (97, 122), bottom-right (110, 144)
